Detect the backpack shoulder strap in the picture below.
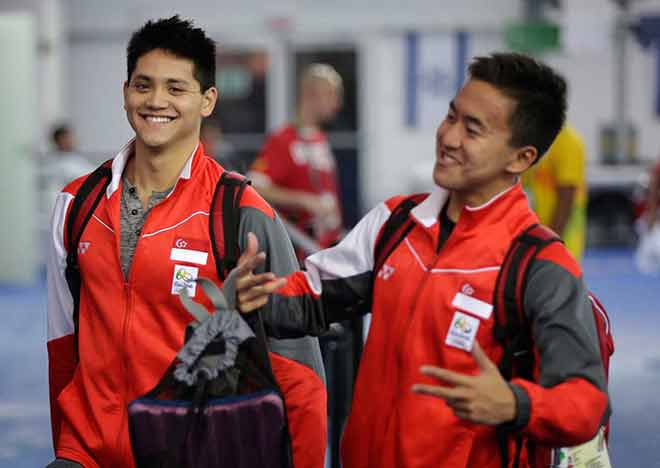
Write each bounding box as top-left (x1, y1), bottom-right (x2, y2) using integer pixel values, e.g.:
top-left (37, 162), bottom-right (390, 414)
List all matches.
top-left (493, 223), bottom-right (561, 468)
top-left (64, 160), bottom-right (113, 360)
top-left (493, 223), bottom-right (561, 379)
top-left (373, 193), bottom-right (428, 276)
top-left (209, 171), bottom-right (251, 280)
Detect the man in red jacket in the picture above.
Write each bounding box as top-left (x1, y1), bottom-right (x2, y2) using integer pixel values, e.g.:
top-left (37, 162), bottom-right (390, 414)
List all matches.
top-left (235, 53), bottom-right (609, 467)
top-left (249, 63), bottom-right (344, 259)
top-left (46, 16), bottom-right (326, 468)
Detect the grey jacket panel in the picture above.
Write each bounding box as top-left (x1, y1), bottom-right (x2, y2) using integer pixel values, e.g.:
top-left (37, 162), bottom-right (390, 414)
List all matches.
top-left (238, 205), bottom-right (326, 384)
top-left (504, 258), bottom-right (610, 431)
top-left (47, 460), bottom-right (84, 468)
top-left (523, 259), bottom-right (607, 392)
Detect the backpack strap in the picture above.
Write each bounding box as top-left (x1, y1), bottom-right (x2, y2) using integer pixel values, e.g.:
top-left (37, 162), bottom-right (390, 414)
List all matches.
top-left (493, 223), bottom-right (562, 468)
top-left (372, 193), bottom-right (428, 277)
top-left (64, 160), bottom-right (113, 361)
top-left (209, 171), bottom-right (251, 280)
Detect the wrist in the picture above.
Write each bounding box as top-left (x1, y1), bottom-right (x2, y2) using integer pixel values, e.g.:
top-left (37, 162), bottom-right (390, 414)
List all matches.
top-left (497, 383), bottom-right (530, 431)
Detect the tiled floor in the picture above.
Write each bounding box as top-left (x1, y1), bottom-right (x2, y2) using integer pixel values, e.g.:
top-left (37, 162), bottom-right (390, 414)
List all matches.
top-left (0, 248), bottom-right (658, 467)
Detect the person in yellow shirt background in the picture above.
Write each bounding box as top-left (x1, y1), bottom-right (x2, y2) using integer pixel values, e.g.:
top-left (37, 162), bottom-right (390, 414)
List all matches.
top-left (523, 125), bottom-right (587, 261)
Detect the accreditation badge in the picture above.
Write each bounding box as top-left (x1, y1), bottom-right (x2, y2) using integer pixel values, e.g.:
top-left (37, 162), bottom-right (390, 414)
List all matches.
top-left (554, 427), bottom-right (611, 468)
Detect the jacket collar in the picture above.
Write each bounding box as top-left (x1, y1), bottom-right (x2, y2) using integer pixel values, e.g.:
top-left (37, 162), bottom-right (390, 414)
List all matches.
top-left (106, 139), bottom-right (200, 199)
top-left (410, 181), bottom-right (524, 228)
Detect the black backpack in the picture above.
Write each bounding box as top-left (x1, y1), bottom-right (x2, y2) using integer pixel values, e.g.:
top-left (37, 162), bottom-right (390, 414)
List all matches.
top-left (372, 194), bottom-right (614, 468)
top-left (128, 278), bottom-right (292, 468)
top-left (62, 160), bottom-right (293, 467)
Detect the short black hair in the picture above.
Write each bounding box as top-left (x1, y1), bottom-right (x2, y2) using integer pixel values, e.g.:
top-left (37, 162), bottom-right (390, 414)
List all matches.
top-left (126, 15), bottom-right (216, 91)
top-left (468, 52), bottom-right (567, 159)
top-left (51, 124), bottom-right (70, 144)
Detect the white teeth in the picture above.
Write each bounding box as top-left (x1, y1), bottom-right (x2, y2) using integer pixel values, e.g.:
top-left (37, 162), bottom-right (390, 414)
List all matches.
top-left (145, 116), bottom-right (173, 123)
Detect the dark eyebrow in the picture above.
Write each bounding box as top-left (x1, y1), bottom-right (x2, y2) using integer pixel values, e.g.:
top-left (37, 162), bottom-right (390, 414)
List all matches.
top-left (449, 100), bottom-right (487, 131)
top-left (166, 78), bottom-right (192, 87)
top-left (464, 115), bottom-right (487, 131)
top-left (131, 75), bottom-right (193, 88)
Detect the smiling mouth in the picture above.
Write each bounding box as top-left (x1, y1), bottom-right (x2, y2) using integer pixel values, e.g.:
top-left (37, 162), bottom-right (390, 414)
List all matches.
top-left (140, 114), bottom-right (177, 124)
top-left (438, 149), bottom-right (459, 164)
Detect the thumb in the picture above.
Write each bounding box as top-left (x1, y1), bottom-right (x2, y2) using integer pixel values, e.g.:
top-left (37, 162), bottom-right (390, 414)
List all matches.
top-left (237, 232), bottom-right (260, 268)
top-left (246, 232), bottom-right (259, 255)
top-left (472, 341), bottom-right (498, 373)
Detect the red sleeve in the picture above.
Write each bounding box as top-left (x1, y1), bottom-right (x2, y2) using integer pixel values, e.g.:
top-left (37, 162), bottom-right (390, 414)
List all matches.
top-left (48, 334), bottom-right (77, 448)
top-left (278, 271), bottom-right (320, 298)
top-left (514, 377), bottom-right (608, 446)
top-left (269, 352), bottom-right (327, 468)
top-left (252, 133), bottom-right (294, 187)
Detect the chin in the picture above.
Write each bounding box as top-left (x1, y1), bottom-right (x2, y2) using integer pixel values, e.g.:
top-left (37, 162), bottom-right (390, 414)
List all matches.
top-left (137, 136), bottom-right (170, 151)
top-left (432, 164), bottom-right (448, 187)
top-left (433, 172), bottom-right (460, 191)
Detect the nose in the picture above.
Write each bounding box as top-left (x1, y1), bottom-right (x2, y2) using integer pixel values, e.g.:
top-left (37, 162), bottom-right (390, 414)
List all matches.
top-left (145, 86), bottom-right (168, 109)
top-left (438, 120), bottom-right (461, 150)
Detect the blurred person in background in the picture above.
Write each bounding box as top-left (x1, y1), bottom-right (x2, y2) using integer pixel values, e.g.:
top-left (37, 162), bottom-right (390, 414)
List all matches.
top-left (199, 117), bottom-right (223, 159)
top-left (46, 16), bottom-right (326, 468)
top-left (634, 159), bottom-right (660, 272)
top-left (639, 160), bottom-right (660, 229)
top-left (39, 124), bottom-right (95, 260)
top-left (43, 124), bottom-right (95, 213)
top-left (53, 124), bottom-right (75, 152)
top-left (248, 63), bottom-right (344, 260)
top-left (235, 53), bottom-right (609, 468)
top-left (199, 118), bottom-right (241, 171)
top-left (523, 124), bottom-right (587, 261)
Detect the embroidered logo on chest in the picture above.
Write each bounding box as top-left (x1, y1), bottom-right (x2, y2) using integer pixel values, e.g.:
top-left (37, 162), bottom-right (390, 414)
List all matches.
top-left (378, 264), bottom-right (396, 280)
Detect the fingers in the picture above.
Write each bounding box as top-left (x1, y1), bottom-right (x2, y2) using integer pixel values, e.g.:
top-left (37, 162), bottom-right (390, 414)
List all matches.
top-left (237, 277), bottom-right (287, 314)
top-left (238, 296), bottom-right (269, 314)
top-left (420, 365), bottom-right (472, 387)
top-left (235, 251), bottom-right (267, 279)
top-left (237, 232), bottom-right (261, 269)
top-left (236, 271), bottom-right (276, 292)
top-left (411, 383), bottom-right (463, 400)
top-left (238, 277), bottom-right (286, 303)
top-left (246, 232), bottom-right (258, 257)
top-left (471, 341), bottom-right (498, 373)
top-left (411, 384), bottom-right (476, 422)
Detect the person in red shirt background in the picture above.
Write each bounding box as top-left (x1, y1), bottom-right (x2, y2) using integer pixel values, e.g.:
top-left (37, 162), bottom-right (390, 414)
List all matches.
top-left (249, 63), bottom-right (344, 258)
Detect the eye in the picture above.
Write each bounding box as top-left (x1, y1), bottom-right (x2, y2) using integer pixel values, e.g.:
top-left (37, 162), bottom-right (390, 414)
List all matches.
top-left (466, 127), bottom-right (479, 137)
top-left (170, 87), bottom-right (185, 95)
top-left (134, 82), bottom-right (149, 92)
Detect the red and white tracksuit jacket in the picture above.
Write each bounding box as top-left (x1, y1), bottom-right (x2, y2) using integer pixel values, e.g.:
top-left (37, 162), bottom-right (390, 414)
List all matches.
top-left (267, 183), bottom-right (609, 468)
top-left (47, 141), bottom-right (327, 467)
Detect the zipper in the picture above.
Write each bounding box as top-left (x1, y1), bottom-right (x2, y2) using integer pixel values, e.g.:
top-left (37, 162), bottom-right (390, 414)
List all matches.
top-left (374, 248), bottom-right (442, 465)
top-left (115, 221), bottom-right (144, 453)
top-left (115, 281), bottom-right (132, 452)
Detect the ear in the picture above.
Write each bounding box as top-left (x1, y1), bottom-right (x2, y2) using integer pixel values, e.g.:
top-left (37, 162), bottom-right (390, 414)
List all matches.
top-left (506, 145), bottom-right (537, 175)
top-left (200, 87), bottom-right (219, 118)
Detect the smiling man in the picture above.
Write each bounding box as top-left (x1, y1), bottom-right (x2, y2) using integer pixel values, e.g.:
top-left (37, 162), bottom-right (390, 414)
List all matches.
top-left (234, 53), bottom-right (609, 467)
top-left (46, 16), bottom-right (326, 468)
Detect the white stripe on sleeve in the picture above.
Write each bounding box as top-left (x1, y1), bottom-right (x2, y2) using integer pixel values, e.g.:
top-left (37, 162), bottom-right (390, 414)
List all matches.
top-left (303, 202), bottom-right (392, 291)
top-left (47, 192), bottom-right (75, 341)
